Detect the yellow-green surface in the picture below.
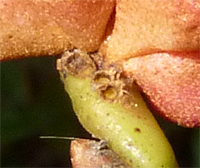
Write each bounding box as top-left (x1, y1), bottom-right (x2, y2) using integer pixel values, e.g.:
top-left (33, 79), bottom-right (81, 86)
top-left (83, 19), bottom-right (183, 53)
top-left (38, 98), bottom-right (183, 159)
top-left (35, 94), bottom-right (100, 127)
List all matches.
top-left (61, 73), bottom-right (178, 168)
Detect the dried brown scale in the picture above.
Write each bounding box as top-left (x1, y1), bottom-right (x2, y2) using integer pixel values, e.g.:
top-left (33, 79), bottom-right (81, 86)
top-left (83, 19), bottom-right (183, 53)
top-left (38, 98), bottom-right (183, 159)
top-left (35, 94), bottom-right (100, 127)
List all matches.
top-left (92, 69), bottom-right (136, 109)
top-left (58, 49), bottom-right (136, 108)
top-left (59, 49), bottom-right (96, 78)
top-left (92, 69), bottom-right (124, 101)
top-left (88, 52), bottom-right (105, 71)
top-left (58, 49), bottom-right (178, 167)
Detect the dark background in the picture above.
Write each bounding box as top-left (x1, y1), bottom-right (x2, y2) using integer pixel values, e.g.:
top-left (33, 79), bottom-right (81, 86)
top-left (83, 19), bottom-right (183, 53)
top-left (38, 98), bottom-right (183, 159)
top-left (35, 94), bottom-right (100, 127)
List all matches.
top-left (1, 57), bottom-right (199, 167)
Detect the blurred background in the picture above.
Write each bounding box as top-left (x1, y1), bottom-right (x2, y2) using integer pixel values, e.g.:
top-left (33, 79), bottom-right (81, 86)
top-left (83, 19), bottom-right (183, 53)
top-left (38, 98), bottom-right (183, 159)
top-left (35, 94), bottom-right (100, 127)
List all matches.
top-left (1, 57), bottom-right (199, 167)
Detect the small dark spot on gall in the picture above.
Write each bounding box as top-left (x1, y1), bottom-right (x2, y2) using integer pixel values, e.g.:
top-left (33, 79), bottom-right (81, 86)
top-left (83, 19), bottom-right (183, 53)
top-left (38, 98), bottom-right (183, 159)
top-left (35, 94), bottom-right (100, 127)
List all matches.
top-left (129, 159), bottom-right (133, 164)
top-left (8, 35), bottom-right (13, 39)
top-left (134, 128), bottom-right (141, 133)
top-left (106, 113), bottom-right (110, 116)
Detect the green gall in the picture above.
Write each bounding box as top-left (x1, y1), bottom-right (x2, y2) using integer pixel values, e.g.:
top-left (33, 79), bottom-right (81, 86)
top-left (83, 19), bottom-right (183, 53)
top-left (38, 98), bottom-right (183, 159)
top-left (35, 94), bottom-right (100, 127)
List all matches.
top-left (57, 49), bottom-right (178, 168)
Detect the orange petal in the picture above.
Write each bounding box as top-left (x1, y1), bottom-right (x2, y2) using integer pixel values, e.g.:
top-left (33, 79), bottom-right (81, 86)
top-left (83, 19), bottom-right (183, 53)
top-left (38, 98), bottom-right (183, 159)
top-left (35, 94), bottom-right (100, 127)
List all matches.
top-left (123, 51), bottom-right (200, 127)
top-left (0, 0), bottom-right (115, 61)
top-left (105, 0), bottom-right (200, 62)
